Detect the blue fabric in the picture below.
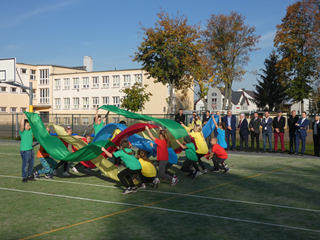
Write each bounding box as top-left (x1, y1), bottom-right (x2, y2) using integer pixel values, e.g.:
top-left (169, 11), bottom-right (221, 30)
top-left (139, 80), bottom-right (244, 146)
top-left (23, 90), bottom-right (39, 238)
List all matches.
top-left (168, 148), bottom-right (178, 164)
top-left (202, 115), bottom-right (219, 139)
top-left (217, 128), bottom-right (227, 148)
top-left (20, 149), bottom-right (34, 178)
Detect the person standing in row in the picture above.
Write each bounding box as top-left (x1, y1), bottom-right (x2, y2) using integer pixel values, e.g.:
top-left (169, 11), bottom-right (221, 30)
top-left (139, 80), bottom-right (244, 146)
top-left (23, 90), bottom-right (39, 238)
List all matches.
top-left (312, 115), bottom-right (320, 157)
top-left (222, 111), bottom-right (236, 151)
top-left (174, 109), bottom-right (185, 125)
top-left (249, 112), bottom-right (261, 152)
top-left (295, 111), bottom-right (309, 156)
top-left (238, 113), bottom-right (249, 151)
top-left (288, 110), bottom-right (299, 154)
top-left (202, 110), bottom-right (211, 125)
top-left (189, 111), bottom-right (197, 125)
top-left (261, 111), bottom-right (273, 153)
top-left (273, 110), bottom-right (286, 153)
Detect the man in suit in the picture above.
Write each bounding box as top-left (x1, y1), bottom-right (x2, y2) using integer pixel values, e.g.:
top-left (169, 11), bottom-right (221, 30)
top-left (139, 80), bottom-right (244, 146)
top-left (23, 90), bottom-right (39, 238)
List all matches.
top-left (174, 109), bottom-right (185, 124)
top-left (222, 111), bottom-right (236, 151)
top-left (238, 113), bottom-right (249, 151)
top-left (295, 111), bottom-right (309, 156)
top-left (287, 110), bottom-right (299, 154)
top-left (273, 110), bottom-right (286, 153)
top-left (312, 115), bottom-right (320, 156)
top-left (249, 112), bottom-right (261, 152)
top-left (261, 111), bottom-right (273, 153)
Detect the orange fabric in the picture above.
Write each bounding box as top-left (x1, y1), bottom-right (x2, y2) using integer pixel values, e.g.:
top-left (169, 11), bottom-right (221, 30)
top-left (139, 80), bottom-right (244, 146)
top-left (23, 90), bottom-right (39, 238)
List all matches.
top-left (37, 146), bottom-right (49, 158)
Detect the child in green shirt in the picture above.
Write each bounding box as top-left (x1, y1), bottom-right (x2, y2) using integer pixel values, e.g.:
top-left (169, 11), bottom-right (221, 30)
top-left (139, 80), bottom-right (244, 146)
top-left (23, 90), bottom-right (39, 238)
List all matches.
top-left (93, 108), bottom-right (106, 135)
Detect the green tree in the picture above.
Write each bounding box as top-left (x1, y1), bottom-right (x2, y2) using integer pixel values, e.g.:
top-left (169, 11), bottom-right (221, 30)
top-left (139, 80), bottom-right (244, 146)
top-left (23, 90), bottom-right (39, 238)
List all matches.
top-left (252, 52), bottom-right (289, 111)
top-left (120, 82), bottom-right (153, 112)
top-left (133, 10), bottom-right (203, 113)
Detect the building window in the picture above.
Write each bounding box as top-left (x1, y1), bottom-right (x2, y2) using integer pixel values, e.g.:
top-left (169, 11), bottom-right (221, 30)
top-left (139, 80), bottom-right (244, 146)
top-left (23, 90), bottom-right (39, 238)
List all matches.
top-left (83, 77), bottom-right (89, 88)
top-left (82, 117), bottom-right (89, 125)
top-left (92, 97), bottom-right (99, 109)
top-left (0, 107), bottom-right (6, 112)
top-left (82, 97), bottom-right (89, 109)
top-left (123, 75), bottom-right (131, 87)
top-left (40, 69), bottom-right (49, 85)
top-left (73, 78), bottom-right (79, 89)
top-left (54, 98), bottom-right (61, 109)
top-left (20, 108), bottom-right (27, 113)
top-left (40, 88), bottom-right (49, 103)
top-left (113, 75), bottom-right (120, 87)
top-left (10, 107), bottom-right (17, 113)
top-left (102, 76), bottom-right (109, 88)
top-left (64, 98), bottom-right (70, 109)
top-left (92, 77), bottom-right (99, 88)
top-left (54, 79), bottom-right (61, 90)
top-left (55, 117), bottom-right (60, 125)
top-left (20, 88), bottom-right (27, 93)
top-left (30, 70), bottom-right (36, 80)
top-left (20, 68), bottom-right (27, 74)
top-left (0, 87), bottom-right (6, 92)
top-left (212, 98), bottom-right (217, 103)
top-left (102, 97), bottom-right (109, 105)
top-left (10, 87), bottom-right (17, 93)
top-left (113, 96), bottom-right (120, 105)
top-left (33, 89), bottom-right (36, 99)
top-left (73, 117), bottom-right (79, 125)
top-left (134, 74), bottom-right (142, 83)
top-left (73, 98), bottom-right (79, 109)
top-left (63, 78), bottom-right (70, 90)
top-left (212, 93), bottom-right (217, 96)
top-left (64, 117), bottom-right (70, 125)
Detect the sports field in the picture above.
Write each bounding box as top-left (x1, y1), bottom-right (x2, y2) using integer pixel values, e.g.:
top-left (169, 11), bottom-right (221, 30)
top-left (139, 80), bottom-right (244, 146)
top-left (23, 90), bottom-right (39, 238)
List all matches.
top-left (1, 141), bottom-right (320, 240)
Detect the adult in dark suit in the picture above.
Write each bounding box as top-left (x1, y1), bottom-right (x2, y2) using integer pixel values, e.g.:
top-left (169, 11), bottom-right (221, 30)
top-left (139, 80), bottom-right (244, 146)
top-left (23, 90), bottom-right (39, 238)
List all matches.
top-left (261, 111), bottom-right (273, 152)
top-left (249, 112), bottom-right (261, 152)
top-left (312, 115), bottom-right (320, 156)
top-left (238, 113), bottom-right (249, 151)
top-left (273, 110), bottom-right (286, 153)
top-left (287, 110), bottom-right (299, 154)
top-left (222, 111), bottom-right (236, 151)
top-left (174, 109), bottom-right (185, 124)
top-left (295, 111), bottom-right (309, 156)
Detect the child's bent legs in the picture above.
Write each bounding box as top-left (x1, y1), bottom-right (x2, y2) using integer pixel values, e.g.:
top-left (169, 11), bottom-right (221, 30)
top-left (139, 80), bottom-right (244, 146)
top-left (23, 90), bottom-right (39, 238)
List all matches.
top-left (165, 162), bottom-right (174, 177)
top-left (196, 153), bottom-right (206, 170)
top-left (139, 172), bottom-right (154, 183)
top-left (118, 168), bottom-right (141, 188)
top-left (38, 158), bottom-right (51, 174)
top-left (158, 161), bottom-right (173, 180)
top-left (212, 156), bottom-right (226, 170)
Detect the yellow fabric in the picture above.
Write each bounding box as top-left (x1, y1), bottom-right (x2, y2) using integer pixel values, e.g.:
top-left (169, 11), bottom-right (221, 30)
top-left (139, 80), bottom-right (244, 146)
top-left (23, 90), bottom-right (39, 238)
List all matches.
top-left (190, 131), bottom-right (208, 154)
top-left (111, 129), bottom-right (121, 141)
top-left (182, 125), bottom-right (192, 133)
top-left (139, 158), bottom-right (157, 178)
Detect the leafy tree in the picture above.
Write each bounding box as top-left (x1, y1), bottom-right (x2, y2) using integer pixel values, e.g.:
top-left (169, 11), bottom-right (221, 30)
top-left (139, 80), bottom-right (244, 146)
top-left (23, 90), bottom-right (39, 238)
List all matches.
top-left (133, 10), bottom-right (203, 113)
top-left (252, 52), bottom-right (289, 111)
top-left (203, 11), bottom-right (260, 110)
top-left (120, 82), bottom-right (153, 112)
top-left (274, 0), bottom-right (320, 111)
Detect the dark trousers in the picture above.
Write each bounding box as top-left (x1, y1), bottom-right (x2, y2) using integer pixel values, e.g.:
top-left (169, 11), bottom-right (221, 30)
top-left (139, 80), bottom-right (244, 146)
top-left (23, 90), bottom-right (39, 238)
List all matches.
top-left (212, 156), bottom-right (227, 170)
top-left (139, 172), bottom-right (155, 184)
top-left (239, 134), bottom-right (249, 151)
top-left (165, 163), bottom-right (174, 177)
top-left (181, 160), bottom-right (200, 173)
top-left (153, 161), bottom-right (173, 180)
top-left (314, 134), bottom-right (320, 156)
top-left (250, 132), bottom-right (260, 151)
top-left (289, 131), bottom-right (296, 153)
top-left (295, 132), bottom-right (306, 154)
top-left (56, 160), bottom-right (68, 172)
top-left (118, 168), bottom-right (141, 189)
top-left (74, 162), bottom-right (88, 170)
top-left (196, 153), bottom-right (206, 170)
top-left (226, 130), bottom-right (236, 150)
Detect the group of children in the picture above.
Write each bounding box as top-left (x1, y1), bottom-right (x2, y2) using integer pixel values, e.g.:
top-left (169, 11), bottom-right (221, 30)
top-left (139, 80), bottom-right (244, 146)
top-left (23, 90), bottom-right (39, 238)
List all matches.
top-left (19, 112), bottom-right (230, 194)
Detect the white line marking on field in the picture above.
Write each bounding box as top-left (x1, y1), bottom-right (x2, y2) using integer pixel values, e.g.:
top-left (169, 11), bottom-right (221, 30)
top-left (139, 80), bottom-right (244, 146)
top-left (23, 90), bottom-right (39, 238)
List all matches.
top-left (1, 187), bottom-right (320, 234)
top-left (230, 169), bottom-right (320, 178)
top-left (0, 153), bottom-right (21, 156)
top-left (1, 174), bottom-right (320, 213)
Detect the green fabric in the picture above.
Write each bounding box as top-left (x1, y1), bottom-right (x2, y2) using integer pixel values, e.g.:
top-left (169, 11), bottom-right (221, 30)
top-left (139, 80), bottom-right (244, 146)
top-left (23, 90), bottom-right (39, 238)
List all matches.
top-left (99, 105), bottom-right (188, 139)
top-left (94, 122), bottom-right (104, 134)
top-left (24, 112), bottom-right (116, 162)
top-left (113, 149), bottom-right (142, 170)
top-left (185, 143), bottom-right (198, 161)
top-left (19, 129), bottom-right (33, 151)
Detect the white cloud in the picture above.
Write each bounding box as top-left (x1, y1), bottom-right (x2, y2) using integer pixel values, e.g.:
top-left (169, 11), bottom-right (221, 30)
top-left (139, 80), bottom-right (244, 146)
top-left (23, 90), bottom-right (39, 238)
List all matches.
top-left (258, 30), bottom-right (277, 49)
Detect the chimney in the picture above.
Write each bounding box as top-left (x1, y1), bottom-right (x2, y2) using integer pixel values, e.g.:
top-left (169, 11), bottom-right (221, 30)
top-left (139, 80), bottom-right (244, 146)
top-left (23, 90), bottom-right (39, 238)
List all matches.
top-left (83, 56), bottom-right (93, 72)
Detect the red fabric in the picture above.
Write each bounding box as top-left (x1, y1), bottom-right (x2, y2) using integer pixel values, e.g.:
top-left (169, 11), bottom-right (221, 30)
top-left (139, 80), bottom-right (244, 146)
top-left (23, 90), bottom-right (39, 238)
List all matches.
top-left (274, 132), bottom-right (285, 151)
top-left (211, 144), bottom-right (228, 159)
top-left (155, 138), bottom-right (168, 161)
top-left (61, 139), bottom-right (68, 148)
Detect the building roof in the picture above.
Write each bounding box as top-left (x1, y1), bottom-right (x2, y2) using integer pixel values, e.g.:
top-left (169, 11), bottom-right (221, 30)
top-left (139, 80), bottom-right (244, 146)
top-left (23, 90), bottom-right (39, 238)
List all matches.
top-left (218, 87), bottom-right (242, 105)
top-left (238, 88), bottom-right (255, 99)
top-left (51, 68), bottom-right (143, 76)
top-left (17, 63), bottom-right (87, 71)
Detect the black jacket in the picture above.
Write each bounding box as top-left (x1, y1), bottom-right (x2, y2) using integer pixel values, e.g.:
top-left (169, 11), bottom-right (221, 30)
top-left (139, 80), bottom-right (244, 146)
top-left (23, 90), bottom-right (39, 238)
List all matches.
top-left (202, 115), bottom-right (211, 124)
top-left (175, 113), bottom-right (185, 124)
top-left (249, 117), bottom-right (261, 133)
top-left (288, 115), bottom-right (299, 133)
top-left (312, 121), bottom-right (320, 135)
top-left (273, 116), bottom-right (286, 133)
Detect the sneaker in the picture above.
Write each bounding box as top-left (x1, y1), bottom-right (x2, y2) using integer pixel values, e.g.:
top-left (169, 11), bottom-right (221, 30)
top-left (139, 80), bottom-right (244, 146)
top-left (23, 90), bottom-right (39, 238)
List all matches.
top-left (27, 175), bottom-right (36, 181)
top-left (83, 168), bottom-right (91, 173)
top-left (63, 171), bottom-right (70, 177)
top-left (153, 178), bottom-right (160, 189)
top-left (53, 170), bottom-right (57, 176)
top-left (122, 188), bottom-right (133, 194)
top-left (45, 173), bottom-right (53, 180)
top-left (192, 171), bottom-right (199, 179)
top-left (139, 183), bottom-right (146, 189)
top-left (34, 171), bottom-right (40, 180)
top-left (187, 171), bottom-right (193, 177)
top-left (222, 162), bottom-right (228, 168)
top-left (224, 168), bottom-right (230, 173)
top-left (201, 169), bottom-right (208, 174)
top-left (171, 177), bottom-right (179, 187)
top-left (131, 188), bottom-right (137, 193)
top-left (22, 178), bottom-right (28, 183)
top-left (72, 167), bottom-right (79, 173)
top-left (211, 168), bottom-right (219, 173)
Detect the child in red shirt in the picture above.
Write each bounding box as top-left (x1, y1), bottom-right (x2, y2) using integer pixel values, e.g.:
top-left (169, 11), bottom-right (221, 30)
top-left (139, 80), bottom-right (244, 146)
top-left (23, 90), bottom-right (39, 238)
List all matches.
top-left (207, 137), bottom-right (230, 173)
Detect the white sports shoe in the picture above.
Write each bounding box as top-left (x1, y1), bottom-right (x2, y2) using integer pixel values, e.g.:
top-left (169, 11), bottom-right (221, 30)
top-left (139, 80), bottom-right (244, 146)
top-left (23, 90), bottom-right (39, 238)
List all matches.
top-left (53, 170), bottom-right (57, 176)
top-left (72, 167), bottom-right (79, 173)
top-left (63, 171), bottom-right (70, 176)
top-left (201, 169), bottom-right (208, 174)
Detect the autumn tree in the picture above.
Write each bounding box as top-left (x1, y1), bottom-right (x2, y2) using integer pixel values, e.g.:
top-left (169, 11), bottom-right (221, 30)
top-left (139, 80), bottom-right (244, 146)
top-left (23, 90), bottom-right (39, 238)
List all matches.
top-left (120, 82), bottom-right (153, 112)
top-left (252, 51), bottom-right (289, 111)
top-left (133, 10), bottom-right (203, 114)
top-left (274, 0), bottom-right (320, 111)
top-left (203, 11), bottom-right (260, 110)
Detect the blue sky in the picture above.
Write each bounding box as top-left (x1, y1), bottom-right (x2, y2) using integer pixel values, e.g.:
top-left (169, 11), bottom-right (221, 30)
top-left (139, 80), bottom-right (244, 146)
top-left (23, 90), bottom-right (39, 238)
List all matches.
top-left (0, 0), bottom-right (296, 95)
